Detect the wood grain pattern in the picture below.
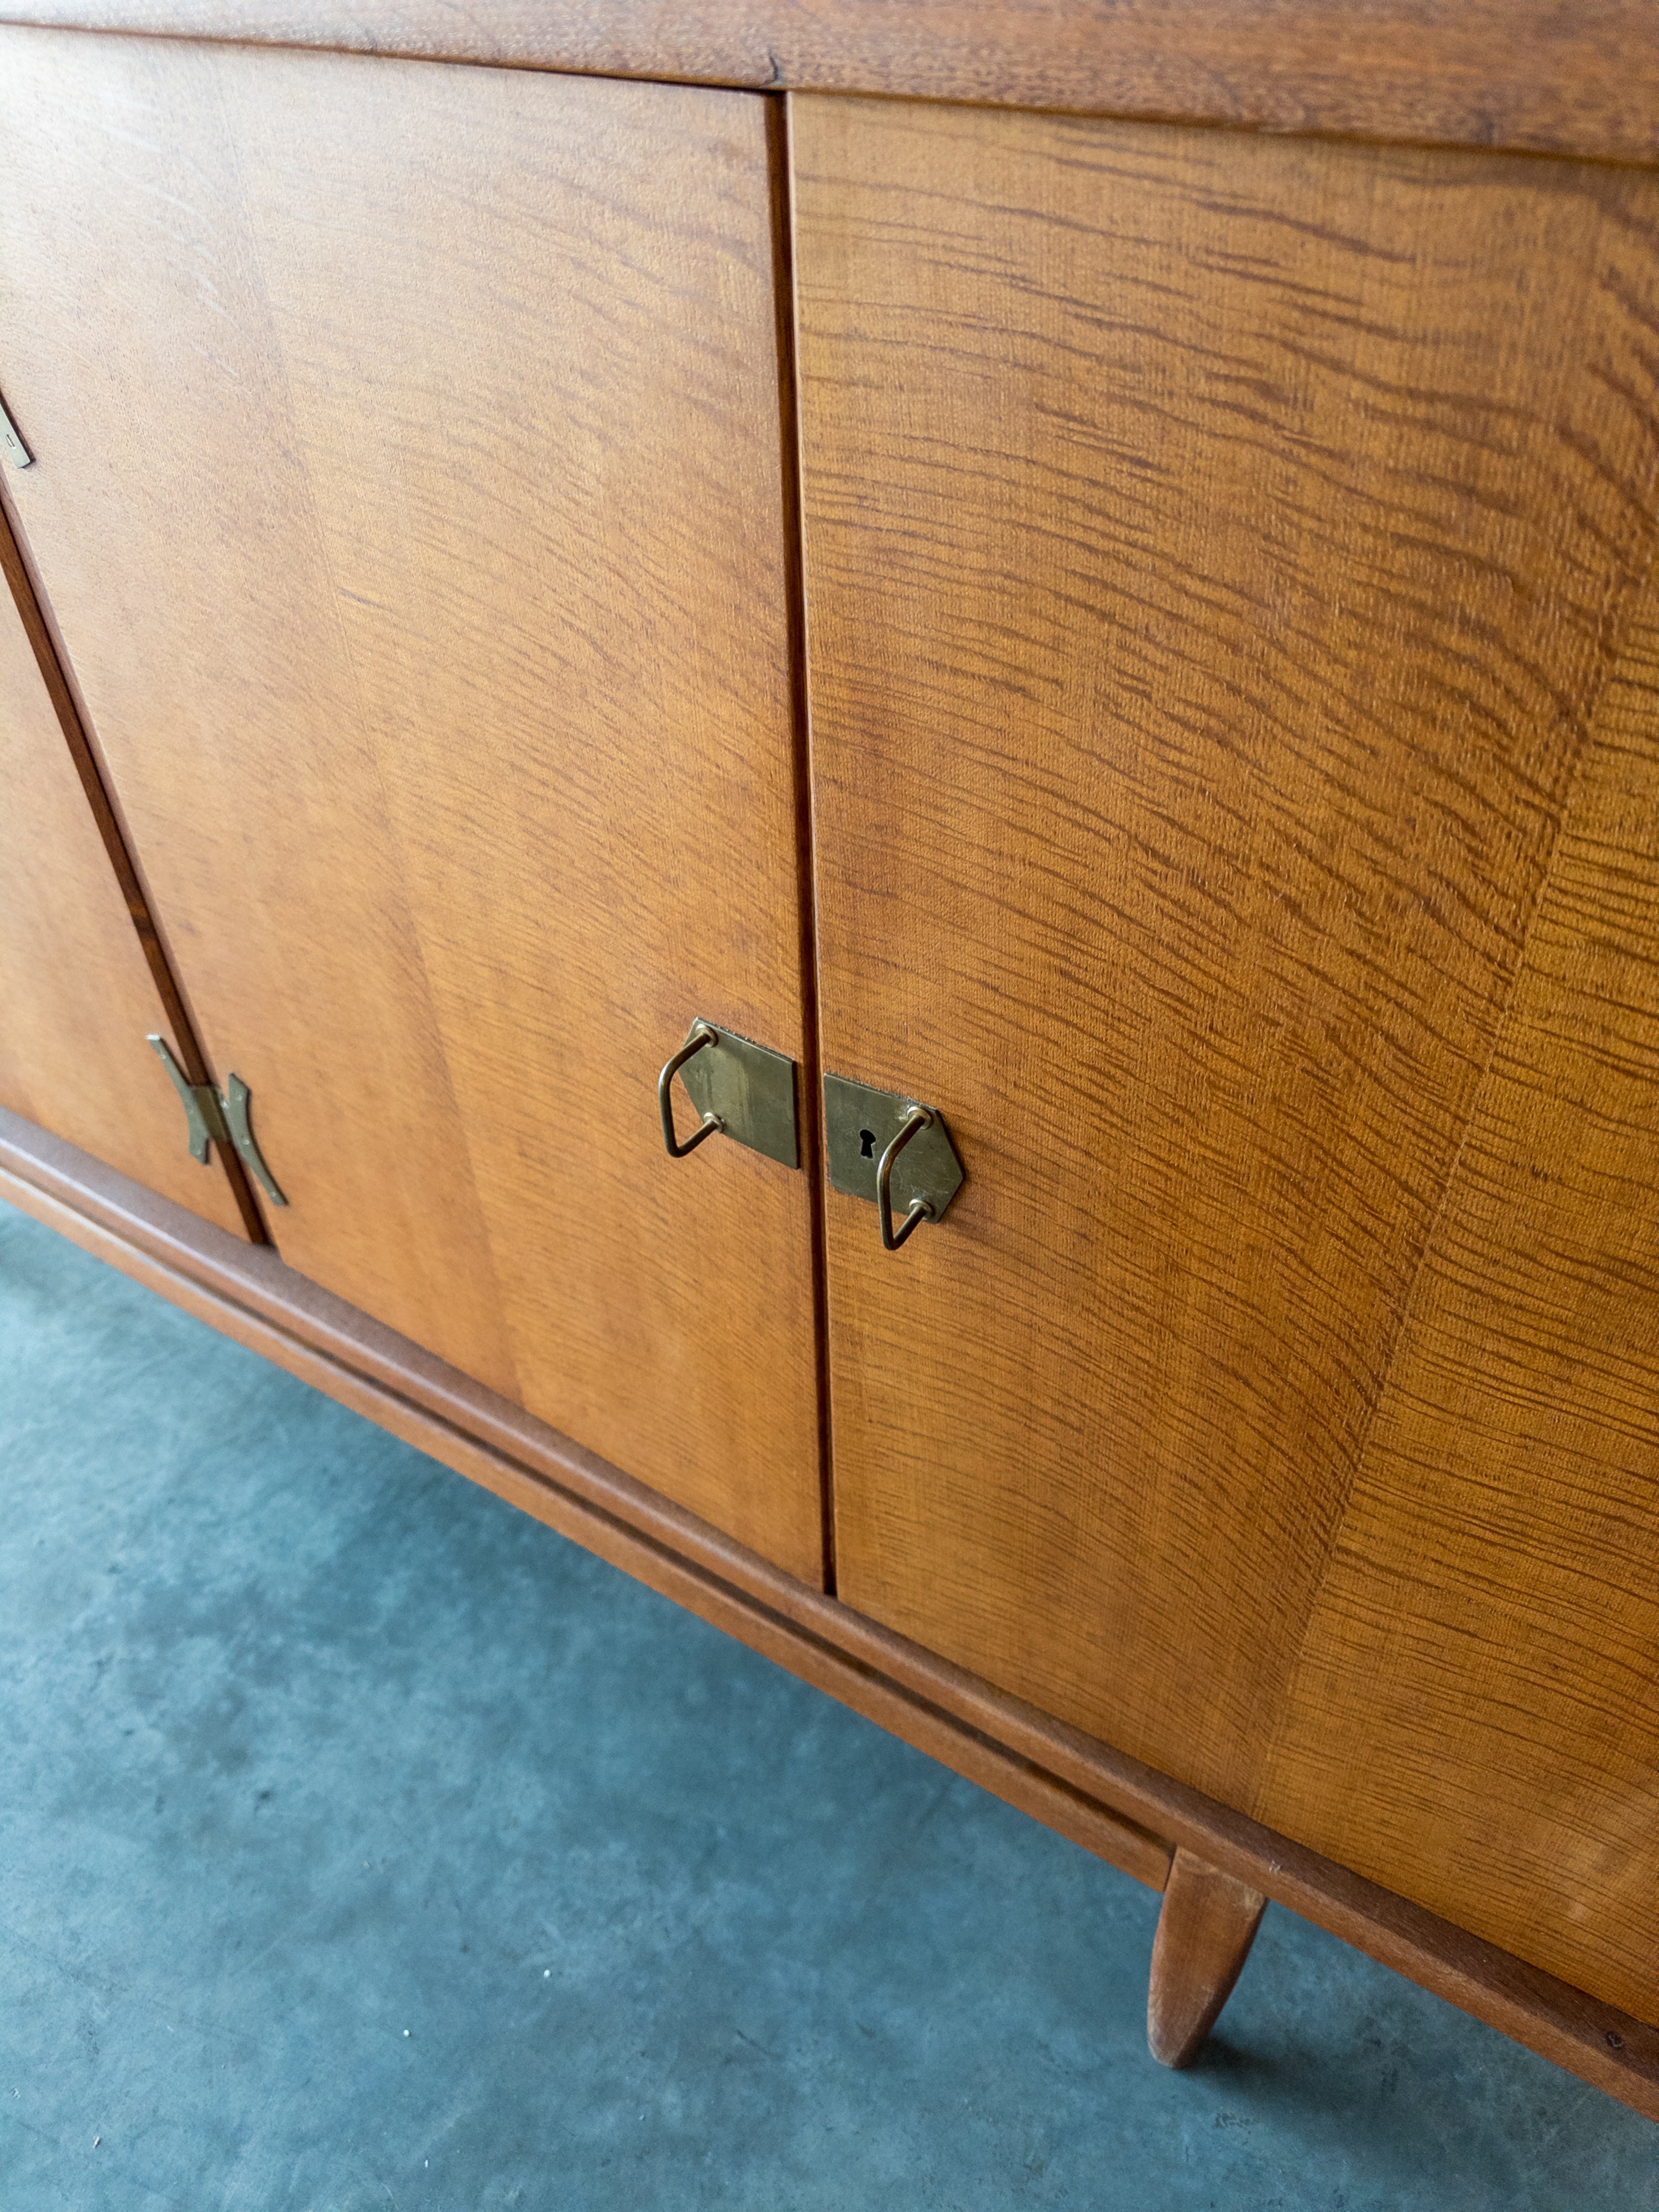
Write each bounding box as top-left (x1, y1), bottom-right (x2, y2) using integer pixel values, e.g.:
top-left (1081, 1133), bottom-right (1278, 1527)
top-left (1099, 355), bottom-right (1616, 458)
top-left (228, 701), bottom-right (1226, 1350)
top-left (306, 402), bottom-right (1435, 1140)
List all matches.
top-left (794, 96), bottom-right (1659, 2001)
top-left (0, 30), bottom-right (822, 1577)
top-left (1255, 592), bottom-right (1659, 2027)
top-left (4, 2), bottom-right (1659, 169)
top-left (1146, 1848), bottom-right (1267, 2067)
top-left (1, 499), bottom-right (265, 1235)
top-left (4, 1102), bottom-right (1659, 2118)
top-left (0, 539), bottom-right (249, 1234)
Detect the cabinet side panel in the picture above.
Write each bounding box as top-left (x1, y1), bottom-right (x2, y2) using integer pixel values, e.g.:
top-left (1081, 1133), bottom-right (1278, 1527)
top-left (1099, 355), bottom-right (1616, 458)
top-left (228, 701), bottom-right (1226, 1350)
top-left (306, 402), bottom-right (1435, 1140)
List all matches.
top-left (0, 31), bottom-right (822, 1578)
top-left (0, 583), bottom-right (248, 1234)
top-left (1257, 596), bottom-right (1659, 2026)
top-left (795, 98), bottom-right (1659, 1870)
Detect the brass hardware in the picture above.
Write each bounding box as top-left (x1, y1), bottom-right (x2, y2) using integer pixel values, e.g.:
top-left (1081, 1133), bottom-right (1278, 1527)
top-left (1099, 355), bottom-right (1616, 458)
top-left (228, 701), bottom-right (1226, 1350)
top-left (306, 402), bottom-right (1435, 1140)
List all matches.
top-left (659, 1025), bottom-right (723, 1158)
top-left (877, 1107), bottom-right (937, 1250)
top-left (147, 1035), bottom-right (288, 1206)
top-left (823, 1073), bottom-right (964, 1245)
top-left (148, 1034), bottom-right (228, 1164)
top-left (0, 394), bottom-right (32, 469)
top-left (222, 1071), bottom-right (288, 1206)
top-left (660, 1020), bottom-right (799, 1168)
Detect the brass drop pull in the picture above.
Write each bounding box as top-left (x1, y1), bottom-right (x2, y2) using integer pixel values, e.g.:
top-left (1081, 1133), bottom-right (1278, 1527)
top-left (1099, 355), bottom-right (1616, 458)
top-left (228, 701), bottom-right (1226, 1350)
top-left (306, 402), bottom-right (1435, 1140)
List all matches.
top-left (658, 1020), bottom-right (801, 1168)
top-left (659, 1024), bottom-right (723, 1157)
top-left (823, 1073), bottom-right (965, 1250)
top-left (877, 1107), bottom-right (936, 1249)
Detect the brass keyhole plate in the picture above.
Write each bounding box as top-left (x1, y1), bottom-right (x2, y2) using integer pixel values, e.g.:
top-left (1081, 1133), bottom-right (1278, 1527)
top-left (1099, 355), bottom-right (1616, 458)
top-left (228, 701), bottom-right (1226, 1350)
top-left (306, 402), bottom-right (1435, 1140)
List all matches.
top-left (823, 1073), bottom-right (964, 1220)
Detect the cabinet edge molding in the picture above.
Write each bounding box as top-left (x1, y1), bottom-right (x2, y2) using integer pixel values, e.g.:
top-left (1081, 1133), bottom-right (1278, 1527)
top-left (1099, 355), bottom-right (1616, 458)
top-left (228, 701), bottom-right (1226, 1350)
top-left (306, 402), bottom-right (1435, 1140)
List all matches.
top-left (1, 4), bottom-right (1658, 171)
top-left (1, 1100), bottom-right (1655, 2120)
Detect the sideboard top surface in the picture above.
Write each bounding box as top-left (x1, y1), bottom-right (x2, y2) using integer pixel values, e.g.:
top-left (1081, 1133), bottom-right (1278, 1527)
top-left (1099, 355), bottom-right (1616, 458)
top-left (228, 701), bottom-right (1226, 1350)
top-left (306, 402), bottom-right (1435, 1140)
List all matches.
top-left (2, 1), bottom-right (1658, 171)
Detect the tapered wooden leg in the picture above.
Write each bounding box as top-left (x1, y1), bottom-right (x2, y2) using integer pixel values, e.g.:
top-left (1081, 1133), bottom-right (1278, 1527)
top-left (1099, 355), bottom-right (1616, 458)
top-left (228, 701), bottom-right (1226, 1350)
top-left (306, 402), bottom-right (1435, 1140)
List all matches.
top-left (1147, 1846), bottom-right (1268, 2068)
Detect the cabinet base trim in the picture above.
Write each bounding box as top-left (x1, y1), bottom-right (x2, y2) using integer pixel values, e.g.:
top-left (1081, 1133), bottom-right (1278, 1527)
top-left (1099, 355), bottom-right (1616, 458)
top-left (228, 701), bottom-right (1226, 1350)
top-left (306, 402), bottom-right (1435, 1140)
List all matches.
top-left (1, 1102), bottom-right (1653, 2120)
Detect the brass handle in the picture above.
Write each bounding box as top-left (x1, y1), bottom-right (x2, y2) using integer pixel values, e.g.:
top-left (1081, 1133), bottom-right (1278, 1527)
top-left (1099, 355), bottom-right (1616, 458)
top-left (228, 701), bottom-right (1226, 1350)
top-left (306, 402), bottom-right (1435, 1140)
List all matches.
top-left (878, 1106), bottom-right (938, 1250)
top-left (659, 1024), bottom-right (724, 1157)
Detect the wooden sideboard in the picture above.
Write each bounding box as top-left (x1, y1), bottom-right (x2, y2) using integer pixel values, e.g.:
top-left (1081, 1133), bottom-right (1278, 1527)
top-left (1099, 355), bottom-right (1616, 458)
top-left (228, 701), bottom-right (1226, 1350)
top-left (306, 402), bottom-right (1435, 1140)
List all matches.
top-left (1, 4), bottom-right (1655, 2119)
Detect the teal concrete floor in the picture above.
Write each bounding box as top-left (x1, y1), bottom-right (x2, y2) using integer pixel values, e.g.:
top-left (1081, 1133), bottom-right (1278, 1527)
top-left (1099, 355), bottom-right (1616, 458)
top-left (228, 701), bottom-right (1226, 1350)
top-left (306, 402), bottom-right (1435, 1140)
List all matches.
top-left (0, 1200), bottom-right (1651, 2210)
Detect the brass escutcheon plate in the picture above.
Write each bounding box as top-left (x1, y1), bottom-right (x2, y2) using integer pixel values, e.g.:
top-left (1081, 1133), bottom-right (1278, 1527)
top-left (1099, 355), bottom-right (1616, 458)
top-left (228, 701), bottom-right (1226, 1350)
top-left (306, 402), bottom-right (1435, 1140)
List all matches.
top-left (823, 1073), bottom-right (965, 1220)
top-left (677, 1021), bottom-right (799, 1169)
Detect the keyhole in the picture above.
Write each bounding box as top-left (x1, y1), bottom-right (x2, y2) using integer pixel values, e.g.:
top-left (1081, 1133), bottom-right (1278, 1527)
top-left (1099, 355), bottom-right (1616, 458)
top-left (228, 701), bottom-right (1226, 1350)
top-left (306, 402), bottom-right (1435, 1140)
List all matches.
top-left (859, 1128), bottom-right (878, 1159)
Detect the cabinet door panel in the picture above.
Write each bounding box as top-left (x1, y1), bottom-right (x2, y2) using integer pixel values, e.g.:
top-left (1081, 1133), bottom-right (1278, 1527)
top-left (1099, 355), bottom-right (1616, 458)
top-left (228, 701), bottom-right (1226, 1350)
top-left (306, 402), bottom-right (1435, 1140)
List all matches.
top-left (0, 575), bottom-right (248, 1235)
top-left (1258, 592), bottom-right (1659, 2027)
top-left (794, 92), bottom-right (1659, 1995)
top-left (0, 32), bottom-right (821, 1578)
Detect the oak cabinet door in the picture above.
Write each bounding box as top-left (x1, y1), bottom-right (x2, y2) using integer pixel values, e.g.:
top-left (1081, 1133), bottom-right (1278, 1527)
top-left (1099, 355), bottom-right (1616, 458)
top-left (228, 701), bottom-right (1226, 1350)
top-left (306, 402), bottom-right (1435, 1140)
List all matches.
top-left (792, 96), bottom-right (1659, 2015)
top-left (0, 576), bottom-right (249, 1237)
top-left (0, 32), bottom-right (821, 1580)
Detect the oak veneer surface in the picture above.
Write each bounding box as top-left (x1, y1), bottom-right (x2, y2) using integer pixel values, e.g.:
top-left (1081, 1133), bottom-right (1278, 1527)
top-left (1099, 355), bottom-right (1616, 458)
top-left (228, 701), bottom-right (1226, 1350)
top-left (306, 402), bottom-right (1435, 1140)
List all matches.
top-left (0, 30), bottom-right (822, 1579)
top-left (0, 576), bottom-right (247, 1237)
top-left (794, 96), bottom-right (1659, 2013)
top-left (4, 2), bottom-right (1659, 169)
top-left (1258, 592), bottom-right (1659, 2028)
